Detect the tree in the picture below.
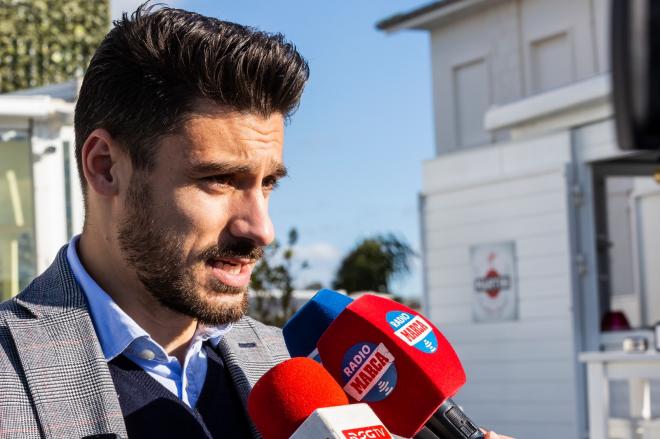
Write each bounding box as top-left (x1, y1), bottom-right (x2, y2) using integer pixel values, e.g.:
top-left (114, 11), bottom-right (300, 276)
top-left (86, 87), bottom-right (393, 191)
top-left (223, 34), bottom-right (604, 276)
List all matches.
top-left (0, 0), bottom-right (109, 92)
top-left (332, 234), bottom-right (415, 294)
top-left (249, 228), bottom-right (308, 327)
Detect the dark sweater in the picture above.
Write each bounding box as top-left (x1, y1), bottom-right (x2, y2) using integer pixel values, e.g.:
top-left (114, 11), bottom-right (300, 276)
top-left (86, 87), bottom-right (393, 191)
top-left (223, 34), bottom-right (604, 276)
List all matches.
top-left (108, 343), bottom-right (252, 438)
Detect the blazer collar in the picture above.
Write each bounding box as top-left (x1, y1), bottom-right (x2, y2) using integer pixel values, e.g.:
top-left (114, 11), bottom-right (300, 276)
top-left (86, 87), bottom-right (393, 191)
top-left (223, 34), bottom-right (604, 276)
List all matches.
top-left (14, 245), bottom-right (89, 318)
top-left (8, 245), bottom-right (128, 438)
top-left (217, 317), bottom-right (284, 439)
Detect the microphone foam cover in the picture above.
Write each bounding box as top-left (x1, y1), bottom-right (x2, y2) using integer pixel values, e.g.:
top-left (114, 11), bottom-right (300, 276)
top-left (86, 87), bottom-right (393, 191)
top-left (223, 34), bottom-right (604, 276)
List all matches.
top-left (317, 294), bottom-right (466, 437)
top-left (247, 357), bottom-right (350, 439)
top-left (283, 289), bottom-right (353, 357)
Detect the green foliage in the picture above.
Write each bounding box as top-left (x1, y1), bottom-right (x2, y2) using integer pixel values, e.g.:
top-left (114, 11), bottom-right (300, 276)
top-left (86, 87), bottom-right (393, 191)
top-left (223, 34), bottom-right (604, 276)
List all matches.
top-left (333, 234), bottom-right (415, 294)
top-left (249, 228), bottom-right (308, 327)
top-left (0, 0), bottom-right (109, 92)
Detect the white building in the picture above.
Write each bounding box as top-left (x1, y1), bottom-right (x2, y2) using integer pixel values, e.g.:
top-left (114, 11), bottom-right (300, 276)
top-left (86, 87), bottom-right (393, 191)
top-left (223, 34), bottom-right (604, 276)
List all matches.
top-left (0, 80), bottom-right (82, 299)
top-left (379, 1), bottom-right (660, 438)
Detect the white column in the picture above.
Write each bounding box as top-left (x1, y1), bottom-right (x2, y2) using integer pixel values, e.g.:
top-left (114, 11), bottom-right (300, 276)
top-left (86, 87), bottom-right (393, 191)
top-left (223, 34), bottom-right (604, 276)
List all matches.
top-left (586, 361), bottom-right (608, 439)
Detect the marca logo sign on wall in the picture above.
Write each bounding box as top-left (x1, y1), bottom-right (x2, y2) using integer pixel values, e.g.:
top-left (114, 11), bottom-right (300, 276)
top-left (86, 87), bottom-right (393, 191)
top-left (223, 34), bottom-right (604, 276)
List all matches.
top-left (470, 241), bottom-right (518, 322)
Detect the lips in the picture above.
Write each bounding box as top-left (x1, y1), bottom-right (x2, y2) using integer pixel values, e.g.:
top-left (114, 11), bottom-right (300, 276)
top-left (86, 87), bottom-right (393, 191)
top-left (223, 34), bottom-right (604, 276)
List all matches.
top-left (207, 257), bottom-right (256, 288)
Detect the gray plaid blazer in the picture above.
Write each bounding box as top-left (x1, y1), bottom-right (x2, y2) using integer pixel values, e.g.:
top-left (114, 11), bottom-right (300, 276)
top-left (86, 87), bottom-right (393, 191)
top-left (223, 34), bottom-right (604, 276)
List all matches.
top-left (0, 246), bottom-right (290, 438)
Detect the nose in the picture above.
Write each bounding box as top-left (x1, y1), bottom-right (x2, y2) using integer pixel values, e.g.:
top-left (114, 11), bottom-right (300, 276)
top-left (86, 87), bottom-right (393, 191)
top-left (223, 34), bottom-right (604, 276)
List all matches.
top-left (228, 189), bottom-right (275, 247)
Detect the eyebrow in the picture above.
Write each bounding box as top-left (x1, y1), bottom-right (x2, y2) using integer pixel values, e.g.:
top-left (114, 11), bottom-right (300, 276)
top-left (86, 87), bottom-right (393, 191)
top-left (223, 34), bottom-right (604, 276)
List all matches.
top-left (190, 161), bottom-right (288, 178)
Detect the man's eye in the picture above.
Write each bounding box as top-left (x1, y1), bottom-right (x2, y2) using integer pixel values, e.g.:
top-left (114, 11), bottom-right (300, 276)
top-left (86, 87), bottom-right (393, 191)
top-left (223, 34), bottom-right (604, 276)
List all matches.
top-left (263, 177), bottom-right (280, 190)
top-left (203, 175), bottom-right (232, 186)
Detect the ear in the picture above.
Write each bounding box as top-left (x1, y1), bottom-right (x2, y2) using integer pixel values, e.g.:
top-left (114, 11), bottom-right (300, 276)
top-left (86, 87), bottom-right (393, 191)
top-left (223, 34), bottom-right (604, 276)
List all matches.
top-left (81, 128), bottom-right (129, 197)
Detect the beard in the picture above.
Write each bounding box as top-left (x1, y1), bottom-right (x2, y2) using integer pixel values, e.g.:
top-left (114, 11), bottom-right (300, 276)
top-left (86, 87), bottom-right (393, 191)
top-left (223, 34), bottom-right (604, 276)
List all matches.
top-left (116, 172), bottom-right (263, 325)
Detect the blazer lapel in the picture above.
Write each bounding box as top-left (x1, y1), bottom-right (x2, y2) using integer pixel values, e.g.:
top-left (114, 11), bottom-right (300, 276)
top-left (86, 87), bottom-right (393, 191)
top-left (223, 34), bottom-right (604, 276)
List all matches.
top-left (8, 247), bottom-right (127, 439)
top-left (217, 317), bottom-right (290, 439)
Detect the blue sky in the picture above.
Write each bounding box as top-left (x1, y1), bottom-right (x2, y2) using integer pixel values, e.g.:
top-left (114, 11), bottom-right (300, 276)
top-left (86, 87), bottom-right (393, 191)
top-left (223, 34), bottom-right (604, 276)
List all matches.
top-left (113, 1), bottom-right (435, 298)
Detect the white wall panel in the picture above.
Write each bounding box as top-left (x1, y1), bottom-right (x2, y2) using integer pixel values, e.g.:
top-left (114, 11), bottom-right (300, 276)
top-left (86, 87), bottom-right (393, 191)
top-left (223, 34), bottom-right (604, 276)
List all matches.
top-left (422, 131), bottom-right (570, 195)
top-left (424, 169), bottom-right (564, 209)
top-left (455, 338), bottom-right (574, 362)
top-left (464, 359), bottom-right (575, 382)
top-left (460, 380), bottom-right (576, 403)
top-left (424, 189), bottom-right (566, 229)
top-left (425, 211), bottom-right (568, 247)
top-left (474, 422), bottom-right (577, 439)
top-left (425, 273), bottom-right (572, 306)
top-left (518, 252), bottom-right (570, 277)
top-left (517, 274), bottom-right (572, 299)
top-left (460, 399), bottom-right (576, 422)
top-left (516, 233), bottom-right (570, 257)
top-left (518, 295), bottom-right (572, 319)
top-left (438, 319), bottom-right (574, 343)
top-left (426, 232), bottom-right (570, 270)
top-left (422, 141), bottom-right (577, 436)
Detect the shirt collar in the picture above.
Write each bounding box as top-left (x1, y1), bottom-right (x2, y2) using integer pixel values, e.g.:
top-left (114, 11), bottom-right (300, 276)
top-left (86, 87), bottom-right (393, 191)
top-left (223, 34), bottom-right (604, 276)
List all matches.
top-left (66, 235), bottom-right (232, 360)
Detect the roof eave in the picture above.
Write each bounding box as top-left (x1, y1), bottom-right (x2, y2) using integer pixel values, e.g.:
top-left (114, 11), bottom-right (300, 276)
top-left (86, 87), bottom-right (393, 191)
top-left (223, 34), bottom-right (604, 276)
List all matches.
top-left (0, 95), bottom-right (75, 120)
top-left (377, 0), bottom-right (494, 33)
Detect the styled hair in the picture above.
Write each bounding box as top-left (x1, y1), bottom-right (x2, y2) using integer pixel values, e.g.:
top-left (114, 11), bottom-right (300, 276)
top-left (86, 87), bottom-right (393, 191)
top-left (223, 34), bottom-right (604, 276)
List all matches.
top-left (74, 3), bottom-right (309, 189)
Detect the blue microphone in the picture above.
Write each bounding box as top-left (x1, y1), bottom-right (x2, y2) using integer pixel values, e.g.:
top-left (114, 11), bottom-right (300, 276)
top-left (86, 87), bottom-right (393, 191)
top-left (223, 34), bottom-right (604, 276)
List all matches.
top-left (283, 289), bottom-right (352, 359)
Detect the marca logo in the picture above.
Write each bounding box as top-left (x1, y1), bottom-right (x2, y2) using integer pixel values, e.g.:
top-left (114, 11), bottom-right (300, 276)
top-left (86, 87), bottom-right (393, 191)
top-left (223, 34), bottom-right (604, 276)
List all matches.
top-left (342, 425), bottom-right (392, 439)
top-left (341, 342), bottom-right (397, 402)
top-left (394, 315), bottom-right (431, 345)
top-left (386, 311), bottom-right (438, 354)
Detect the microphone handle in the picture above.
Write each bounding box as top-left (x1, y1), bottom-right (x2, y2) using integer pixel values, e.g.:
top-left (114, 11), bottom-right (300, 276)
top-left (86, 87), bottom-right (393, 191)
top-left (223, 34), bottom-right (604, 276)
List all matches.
top-left (423, 398), bottom-right (485, 439)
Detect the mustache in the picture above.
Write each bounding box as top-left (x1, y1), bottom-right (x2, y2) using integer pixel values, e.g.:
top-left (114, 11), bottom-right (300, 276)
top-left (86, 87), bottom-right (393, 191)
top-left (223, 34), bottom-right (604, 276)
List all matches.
top-left (198, 239), bottom-right (264, 262)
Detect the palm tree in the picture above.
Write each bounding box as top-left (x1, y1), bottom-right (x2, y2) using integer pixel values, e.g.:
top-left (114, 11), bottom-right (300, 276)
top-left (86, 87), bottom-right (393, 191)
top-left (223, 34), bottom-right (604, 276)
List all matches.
top-left (333, 234), bottom-right (415, 294)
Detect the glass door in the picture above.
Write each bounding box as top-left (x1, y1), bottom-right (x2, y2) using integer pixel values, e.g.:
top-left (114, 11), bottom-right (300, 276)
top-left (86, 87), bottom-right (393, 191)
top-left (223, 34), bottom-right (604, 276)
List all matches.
top-left (634, 184), bottom-right (660, 326)
top-left (0, 129), bottom-right (36, 299)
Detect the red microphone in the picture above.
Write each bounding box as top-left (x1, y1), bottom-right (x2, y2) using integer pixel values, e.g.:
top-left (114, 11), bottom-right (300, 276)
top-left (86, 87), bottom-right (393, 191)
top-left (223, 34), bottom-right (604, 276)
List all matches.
top-left (316, 294), bottom-right (483, 438)
top-left (247, 357), bottom-right (392, 439)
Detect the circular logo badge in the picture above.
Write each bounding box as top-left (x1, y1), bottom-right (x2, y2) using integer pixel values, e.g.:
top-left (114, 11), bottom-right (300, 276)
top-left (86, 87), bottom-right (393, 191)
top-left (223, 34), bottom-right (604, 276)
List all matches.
top-left (340, 342), bottom-right (397, 402)
top-left (386, 311), bottom-right (438, 354)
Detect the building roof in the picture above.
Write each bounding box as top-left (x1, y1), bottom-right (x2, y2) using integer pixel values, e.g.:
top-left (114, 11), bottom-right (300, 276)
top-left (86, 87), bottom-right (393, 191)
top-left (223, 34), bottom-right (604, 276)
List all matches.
top-left (0, 80), bottom-right (78, 121)
top-left (377, 1), bottom-right (454, 30)
top-left (9, 79), bottom-right (80, 102)
top-left (0, 95), bottom-right (74, 120)
top-left (377, 0), bottom-right (493, 33)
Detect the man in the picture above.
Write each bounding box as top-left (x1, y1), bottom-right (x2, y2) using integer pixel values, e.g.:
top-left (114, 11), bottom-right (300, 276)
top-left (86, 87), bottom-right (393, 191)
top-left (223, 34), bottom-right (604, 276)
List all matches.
top-left (0, 5), bottom-right (306, 438)
top-left (0, 5), bottom-right (511, 439)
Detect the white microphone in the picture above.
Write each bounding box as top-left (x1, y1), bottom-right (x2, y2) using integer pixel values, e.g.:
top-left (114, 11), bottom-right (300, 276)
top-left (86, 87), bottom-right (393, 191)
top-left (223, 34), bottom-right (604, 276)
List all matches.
top-left (290, 403), bottom-right (392, 439)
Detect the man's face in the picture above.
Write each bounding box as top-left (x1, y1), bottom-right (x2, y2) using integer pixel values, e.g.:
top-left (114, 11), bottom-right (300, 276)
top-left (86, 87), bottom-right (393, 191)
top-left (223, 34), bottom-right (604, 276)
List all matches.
top-left (117, 107), bottom-right (286, 325)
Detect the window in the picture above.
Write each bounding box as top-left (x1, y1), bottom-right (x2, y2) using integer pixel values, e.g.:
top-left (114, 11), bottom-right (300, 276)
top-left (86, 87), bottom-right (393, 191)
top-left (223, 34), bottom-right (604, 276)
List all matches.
top-left (453, 58), bottom-right (491, 148)
top-left (530, 32), bottom-right (574, 93)
top-left (599, 174), bottom-right (660, 328)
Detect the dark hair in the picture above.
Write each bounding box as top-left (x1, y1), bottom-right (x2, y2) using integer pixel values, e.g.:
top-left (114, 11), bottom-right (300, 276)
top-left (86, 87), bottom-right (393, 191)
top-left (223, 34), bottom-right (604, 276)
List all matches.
top-left (74, 3), bottom-right (309, 190)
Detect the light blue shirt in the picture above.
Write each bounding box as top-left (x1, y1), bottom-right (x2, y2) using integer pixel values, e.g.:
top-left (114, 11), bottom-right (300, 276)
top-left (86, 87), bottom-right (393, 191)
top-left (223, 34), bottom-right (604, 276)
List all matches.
top-left (66, 235), bottom-right (233, 408)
